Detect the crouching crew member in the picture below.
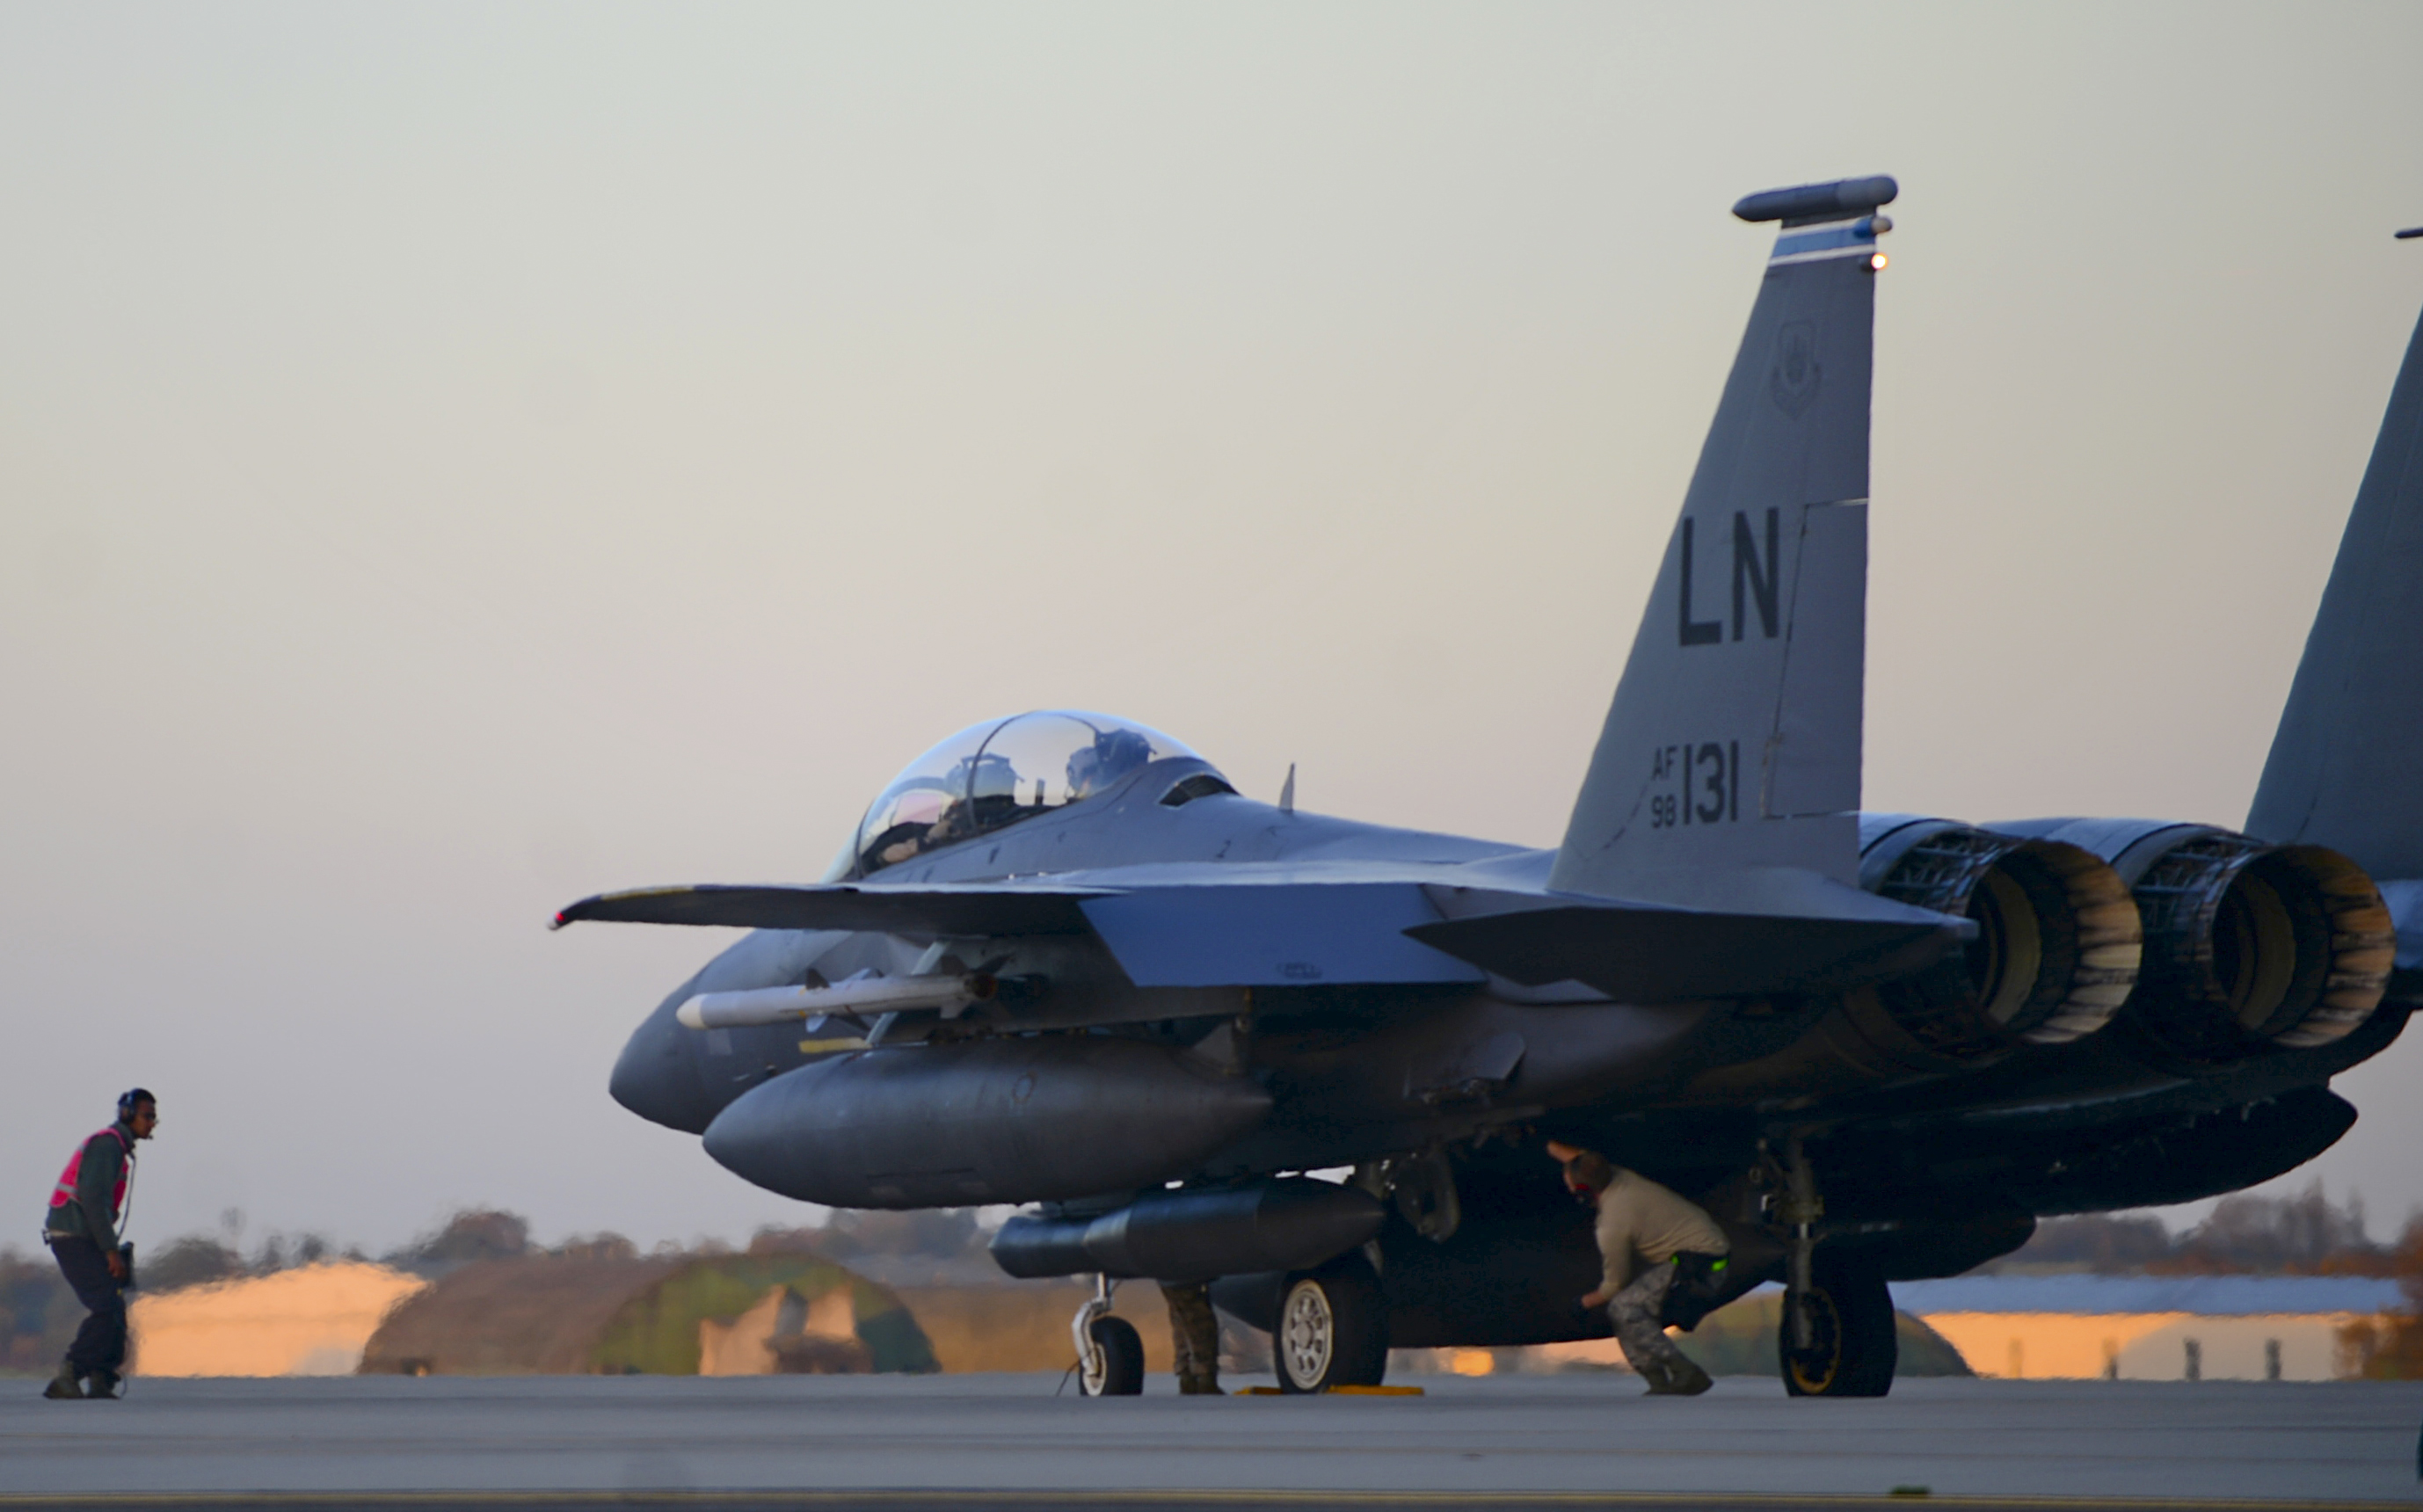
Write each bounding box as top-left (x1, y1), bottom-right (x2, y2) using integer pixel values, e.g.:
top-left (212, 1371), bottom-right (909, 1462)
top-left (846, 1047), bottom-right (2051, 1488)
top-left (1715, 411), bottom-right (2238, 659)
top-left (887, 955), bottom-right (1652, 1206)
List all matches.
top-left (42, 1089), bottom-right (157, 1400)
top-left (1159, 1279), bottom-right (1223, 1395)
top-left (1548, 1140), bottom-right (1725, 1397)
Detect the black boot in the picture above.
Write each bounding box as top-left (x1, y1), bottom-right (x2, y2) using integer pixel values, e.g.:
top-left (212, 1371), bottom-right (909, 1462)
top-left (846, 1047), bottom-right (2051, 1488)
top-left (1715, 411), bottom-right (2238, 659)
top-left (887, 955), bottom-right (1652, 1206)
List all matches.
top-left (1642, 1354), bottom-right (1714, 1396)
top-left (41, 1363), bottom-right (84, 1399)
top-left (84, 1370), bottom-right (121, 1400)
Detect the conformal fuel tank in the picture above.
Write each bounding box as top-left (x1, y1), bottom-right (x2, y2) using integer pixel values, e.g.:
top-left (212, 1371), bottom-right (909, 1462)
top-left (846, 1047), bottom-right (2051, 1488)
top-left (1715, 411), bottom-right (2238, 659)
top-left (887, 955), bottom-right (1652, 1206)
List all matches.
top-left (701, 1036), bottom-right (1272, 1208)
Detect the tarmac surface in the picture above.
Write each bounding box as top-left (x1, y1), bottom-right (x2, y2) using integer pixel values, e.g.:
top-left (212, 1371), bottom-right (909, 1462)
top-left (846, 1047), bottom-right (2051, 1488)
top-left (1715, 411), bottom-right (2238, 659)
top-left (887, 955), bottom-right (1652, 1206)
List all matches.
top-left (1, 1372), bottom-right (2418, 1510)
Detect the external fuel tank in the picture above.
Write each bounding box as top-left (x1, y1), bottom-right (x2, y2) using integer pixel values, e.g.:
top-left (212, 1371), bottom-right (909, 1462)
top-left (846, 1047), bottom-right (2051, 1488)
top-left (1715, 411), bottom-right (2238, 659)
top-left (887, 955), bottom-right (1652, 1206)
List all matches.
top-left (701, 1036), bottom-right (1270, 1208)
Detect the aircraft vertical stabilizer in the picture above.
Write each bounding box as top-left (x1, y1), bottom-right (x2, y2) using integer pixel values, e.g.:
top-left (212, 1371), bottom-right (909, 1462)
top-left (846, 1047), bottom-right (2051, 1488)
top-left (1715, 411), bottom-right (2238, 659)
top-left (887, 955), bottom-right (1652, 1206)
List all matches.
top-left (2246, 281), bottom-right (2423, 890)
top-left (1552, 178), bottom-right (1892, 905)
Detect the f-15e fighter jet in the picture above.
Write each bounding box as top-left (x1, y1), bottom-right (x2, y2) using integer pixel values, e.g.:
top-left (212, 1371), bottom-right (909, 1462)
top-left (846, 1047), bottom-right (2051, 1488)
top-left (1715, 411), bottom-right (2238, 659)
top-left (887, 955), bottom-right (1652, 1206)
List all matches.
top-left (560, 176), bottom-right (2423, 1398)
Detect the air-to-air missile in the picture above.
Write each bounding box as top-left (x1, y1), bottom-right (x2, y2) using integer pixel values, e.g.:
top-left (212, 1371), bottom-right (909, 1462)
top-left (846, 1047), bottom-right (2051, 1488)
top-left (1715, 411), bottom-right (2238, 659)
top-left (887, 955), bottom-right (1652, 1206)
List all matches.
top-left (675, 971), bottom-right (998, 1029)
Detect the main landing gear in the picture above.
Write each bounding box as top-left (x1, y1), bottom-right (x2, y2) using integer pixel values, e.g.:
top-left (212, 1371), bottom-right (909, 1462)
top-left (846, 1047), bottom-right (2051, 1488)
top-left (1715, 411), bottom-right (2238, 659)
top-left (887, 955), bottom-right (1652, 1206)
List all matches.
top-left (1073, 1276), bottom-right (1144, 1397)
top-left (1275, 1251), bottom-right (1389, 1393)
top-left (1780, 1252), bottom-right (1897, 1397)
top-left (1772, 1136), bottom-right (1896, 1398)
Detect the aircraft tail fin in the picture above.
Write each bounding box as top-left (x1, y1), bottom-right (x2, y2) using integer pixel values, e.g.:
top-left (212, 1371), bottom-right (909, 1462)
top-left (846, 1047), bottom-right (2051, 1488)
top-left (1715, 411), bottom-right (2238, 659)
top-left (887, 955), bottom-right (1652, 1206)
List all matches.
top-left (1551, 177), bottom-right (1894, 901)
top-left (2245, 269), bottom-right (2423, 884)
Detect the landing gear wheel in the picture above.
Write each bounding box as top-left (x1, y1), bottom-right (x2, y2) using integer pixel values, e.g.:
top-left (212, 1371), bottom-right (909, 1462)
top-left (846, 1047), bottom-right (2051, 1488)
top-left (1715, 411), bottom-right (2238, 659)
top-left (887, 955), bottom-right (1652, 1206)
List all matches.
top-left (1779, 1254), bottom-right (1896, 1398)
top-left (1079, 1316), bottom-right (1145, 1397)
top-left (1276, 1253), bottom-right (1388, 1393)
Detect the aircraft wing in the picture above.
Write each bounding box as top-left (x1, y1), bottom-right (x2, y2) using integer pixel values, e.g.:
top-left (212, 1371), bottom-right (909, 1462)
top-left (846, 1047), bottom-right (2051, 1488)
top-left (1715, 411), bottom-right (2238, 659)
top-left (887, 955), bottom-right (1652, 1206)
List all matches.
top-left (556, 869), bottom-right (1968, 1000)
top-left (550, 883), bottom-right (1107, 936)
top-left (551, 876), bottom-right (1479, 982)
top-left (1075, 883), bottom-right (1488, 986)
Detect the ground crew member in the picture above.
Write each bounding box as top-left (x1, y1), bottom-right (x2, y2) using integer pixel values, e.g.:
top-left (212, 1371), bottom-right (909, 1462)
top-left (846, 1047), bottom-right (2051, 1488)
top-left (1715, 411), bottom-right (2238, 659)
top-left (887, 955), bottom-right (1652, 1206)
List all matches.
top-left (1159, 1280), bottom-right (1222, 1395)
top-left (42, 1089), bottom-right (157, 1400)
top-left (1547, 1139), bottom-right (1725, 1397)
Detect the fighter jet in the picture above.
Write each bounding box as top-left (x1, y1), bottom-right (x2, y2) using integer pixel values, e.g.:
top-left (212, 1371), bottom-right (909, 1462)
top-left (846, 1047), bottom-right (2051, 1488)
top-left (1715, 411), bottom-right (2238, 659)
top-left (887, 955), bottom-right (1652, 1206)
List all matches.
top-left (562, 177), bottom-right (2423, 1398)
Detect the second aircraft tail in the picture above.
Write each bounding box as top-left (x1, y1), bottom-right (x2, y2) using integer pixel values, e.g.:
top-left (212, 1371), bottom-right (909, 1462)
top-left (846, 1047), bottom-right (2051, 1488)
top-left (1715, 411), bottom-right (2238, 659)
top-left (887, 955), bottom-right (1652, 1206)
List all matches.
top-left (2246, 254), bottom-right (2423, 974)
top-left (2246, 273), bottom-right (2423, 885)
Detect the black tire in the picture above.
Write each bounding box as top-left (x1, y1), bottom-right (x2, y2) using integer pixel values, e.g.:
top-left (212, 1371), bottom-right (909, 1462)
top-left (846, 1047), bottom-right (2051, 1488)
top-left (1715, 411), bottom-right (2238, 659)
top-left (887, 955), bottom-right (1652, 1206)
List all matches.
top-left (1079, 1316), bottom-right (1145, 1397)
top-left (1275, 1253), bottom-right (1389, 1393)
top-left (1779, 1254), bottom-right (1896, 1398)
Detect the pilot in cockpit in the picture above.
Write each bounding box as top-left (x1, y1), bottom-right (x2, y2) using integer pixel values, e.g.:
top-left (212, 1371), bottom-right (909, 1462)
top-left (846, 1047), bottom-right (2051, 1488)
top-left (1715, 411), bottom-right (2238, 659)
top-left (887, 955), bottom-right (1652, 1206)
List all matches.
top-left (1066, 726), bottom-right (1153, 799)
top-left (856, 714), bottom-right (1193, 877)
top-left (872, 753), bottom-right (1041, 869)
top-left (867, 789), bottom-right (950, 869)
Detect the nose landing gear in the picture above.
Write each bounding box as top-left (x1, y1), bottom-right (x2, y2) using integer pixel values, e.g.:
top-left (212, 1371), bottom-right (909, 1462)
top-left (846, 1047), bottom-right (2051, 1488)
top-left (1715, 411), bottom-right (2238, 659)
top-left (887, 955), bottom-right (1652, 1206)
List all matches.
top-left (1072, 1276), bottom-right (1144, 1397)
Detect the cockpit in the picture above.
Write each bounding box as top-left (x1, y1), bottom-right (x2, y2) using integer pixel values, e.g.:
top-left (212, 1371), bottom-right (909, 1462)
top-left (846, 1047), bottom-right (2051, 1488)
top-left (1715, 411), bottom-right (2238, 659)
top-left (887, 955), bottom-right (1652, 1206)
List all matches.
top-left (840, 711), bottom-right (1226, 878)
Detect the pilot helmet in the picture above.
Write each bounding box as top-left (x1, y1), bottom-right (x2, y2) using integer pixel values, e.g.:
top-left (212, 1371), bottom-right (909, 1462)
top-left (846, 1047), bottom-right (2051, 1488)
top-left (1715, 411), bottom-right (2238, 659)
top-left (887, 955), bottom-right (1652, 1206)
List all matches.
top-left (1066, 727), bottom-right (1154, 797)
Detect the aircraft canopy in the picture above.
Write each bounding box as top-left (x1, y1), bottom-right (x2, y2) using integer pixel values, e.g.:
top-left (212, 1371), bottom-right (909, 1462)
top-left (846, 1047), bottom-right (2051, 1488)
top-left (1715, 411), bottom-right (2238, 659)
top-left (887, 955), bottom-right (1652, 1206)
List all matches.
top-left (848, 711), bottom-right (1211, 877)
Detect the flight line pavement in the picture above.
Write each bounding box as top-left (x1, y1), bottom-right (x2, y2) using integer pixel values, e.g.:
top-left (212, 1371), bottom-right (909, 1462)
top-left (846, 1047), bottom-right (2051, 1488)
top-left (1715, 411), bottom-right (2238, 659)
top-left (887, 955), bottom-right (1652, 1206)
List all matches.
top-left (0, 1373), bottom-right (2417, 1509)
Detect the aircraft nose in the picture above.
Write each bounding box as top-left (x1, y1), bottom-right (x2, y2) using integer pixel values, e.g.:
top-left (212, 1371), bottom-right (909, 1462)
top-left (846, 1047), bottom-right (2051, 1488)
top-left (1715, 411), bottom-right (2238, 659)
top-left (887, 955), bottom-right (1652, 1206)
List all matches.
top-left (609, 993), bottom-right (717, 1134)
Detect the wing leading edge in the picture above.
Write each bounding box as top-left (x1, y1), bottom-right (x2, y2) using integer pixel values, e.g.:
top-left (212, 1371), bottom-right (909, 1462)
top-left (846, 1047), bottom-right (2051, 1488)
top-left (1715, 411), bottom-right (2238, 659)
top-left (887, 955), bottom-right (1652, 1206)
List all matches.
top-left (550, 882), bottom-right (1105, 937)
top-left (554, 874), bottom-right (1965, 1001)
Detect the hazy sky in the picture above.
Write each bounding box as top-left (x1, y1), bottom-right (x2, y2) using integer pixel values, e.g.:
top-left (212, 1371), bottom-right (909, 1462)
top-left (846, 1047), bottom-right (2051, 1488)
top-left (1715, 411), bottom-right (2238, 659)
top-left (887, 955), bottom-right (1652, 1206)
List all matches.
top-left (5, 3), bottom-right (2421, 1254)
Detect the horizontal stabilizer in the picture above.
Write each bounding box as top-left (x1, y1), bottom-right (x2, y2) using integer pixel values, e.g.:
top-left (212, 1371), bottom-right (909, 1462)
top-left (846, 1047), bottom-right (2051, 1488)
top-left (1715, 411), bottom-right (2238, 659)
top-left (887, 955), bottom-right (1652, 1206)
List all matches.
top-left (1408, 893), bottom-right (1963, 1001)
top-left (551, 882), bottom-right (1103, 937)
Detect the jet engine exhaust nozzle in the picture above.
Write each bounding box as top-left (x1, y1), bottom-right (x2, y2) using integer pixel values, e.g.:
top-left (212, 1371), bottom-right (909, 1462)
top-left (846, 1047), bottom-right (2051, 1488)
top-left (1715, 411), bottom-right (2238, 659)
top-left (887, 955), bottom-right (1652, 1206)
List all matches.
top-left (1853, 818), bottom-right (2143, 1062)
top-left (2123, 835), bottom-right (2394, 1060)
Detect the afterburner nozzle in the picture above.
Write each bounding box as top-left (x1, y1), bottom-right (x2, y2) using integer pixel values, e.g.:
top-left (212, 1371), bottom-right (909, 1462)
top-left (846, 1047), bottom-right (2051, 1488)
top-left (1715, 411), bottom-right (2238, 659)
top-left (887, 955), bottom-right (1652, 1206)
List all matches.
top-left (674, 973), bottom-right (995, 1030)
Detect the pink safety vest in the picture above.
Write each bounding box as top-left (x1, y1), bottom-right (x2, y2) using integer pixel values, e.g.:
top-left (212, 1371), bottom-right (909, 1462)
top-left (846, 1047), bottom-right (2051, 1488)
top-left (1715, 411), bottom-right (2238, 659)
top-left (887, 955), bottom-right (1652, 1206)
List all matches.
top-left (48, 1126), bottom-right (132, 1219)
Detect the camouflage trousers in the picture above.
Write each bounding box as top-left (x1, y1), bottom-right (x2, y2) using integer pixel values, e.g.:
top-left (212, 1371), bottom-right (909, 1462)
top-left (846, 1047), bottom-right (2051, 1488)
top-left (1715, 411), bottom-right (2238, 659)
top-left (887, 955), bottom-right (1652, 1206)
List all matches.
top-left (1607, 1263), bottom-right (1711, 1393)
top-left (1160, 1280), bottom-right (1221, 1392)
